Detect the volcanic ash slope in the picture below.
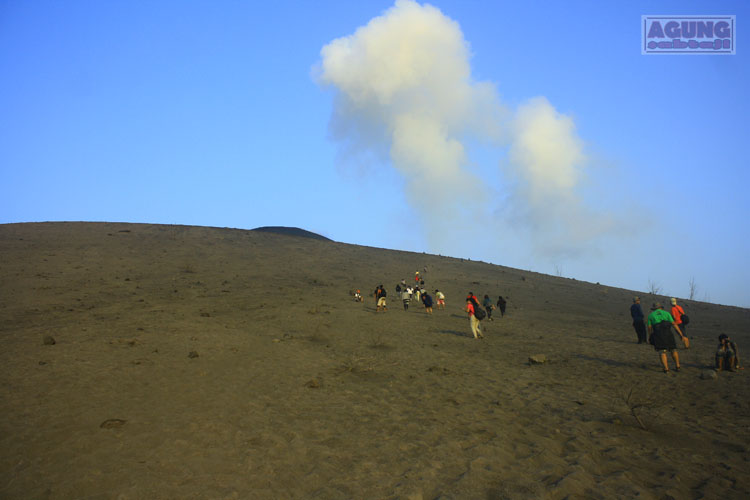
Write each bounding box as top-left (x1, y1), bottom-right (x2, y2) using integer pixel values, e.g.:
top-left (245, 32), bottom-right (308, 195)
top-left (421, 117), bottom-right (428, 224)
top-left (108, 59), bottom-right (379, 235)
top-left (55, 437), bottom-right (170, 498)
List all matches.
top-left (1, 222), bottom-right (748, 499)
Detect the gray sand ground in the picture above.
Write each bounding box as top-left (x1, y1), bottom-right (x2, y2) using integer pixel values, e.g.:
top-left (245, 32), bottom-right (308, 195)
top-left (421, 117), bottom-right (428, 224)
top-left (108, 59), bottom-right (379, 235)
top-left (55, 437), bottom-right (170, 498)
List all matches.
top-left (1, 222), bottom-right (748, 499)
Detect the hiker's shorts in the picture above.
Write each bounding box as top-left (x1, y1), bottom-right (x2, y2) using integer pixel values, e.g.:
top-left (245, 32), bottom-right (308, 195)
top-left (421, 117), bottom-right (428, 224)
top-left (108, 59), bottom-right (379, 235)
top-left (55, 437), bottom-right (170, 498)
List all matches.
top-left (716, 348), bottom-right (735, 358)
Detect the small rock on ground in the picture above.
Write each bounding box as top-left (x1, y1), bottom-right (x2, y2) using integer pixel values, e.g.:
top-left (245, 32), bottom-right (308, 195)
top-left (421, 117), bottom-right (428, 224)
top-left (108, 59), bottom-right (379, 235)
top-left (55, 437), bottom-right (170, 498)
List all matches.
top-left (529, 354), bottom-right (548, 364)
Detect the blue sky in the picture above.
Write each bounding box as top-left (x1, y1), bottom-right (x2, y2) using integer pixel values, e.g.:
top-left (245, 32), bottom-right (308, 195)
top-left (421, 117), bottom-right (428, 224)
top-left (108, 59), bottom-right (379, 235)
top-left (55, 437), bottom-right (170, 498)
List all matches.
top-left (1, 1), bottom-right (748, 307)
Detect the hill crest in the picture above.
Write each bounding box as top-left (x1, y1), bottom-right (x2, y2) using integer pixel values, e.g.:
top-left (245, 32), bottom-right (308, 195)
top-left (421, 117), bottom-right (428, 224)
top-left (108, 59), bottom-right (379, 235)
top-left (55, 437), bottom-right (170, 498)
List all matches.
top-left (251, 226), bottom-right (332, 241)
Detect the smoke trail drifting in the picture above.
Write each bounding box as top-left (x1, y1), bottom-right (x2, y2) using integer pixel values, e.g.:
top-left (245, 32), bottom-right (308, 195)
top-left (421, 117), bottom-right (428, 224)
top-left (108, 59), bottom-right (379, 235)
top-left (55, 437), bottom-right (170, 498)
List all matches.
top-left (504, 96), bottom-right (614, 258)
top-left (317, 0), bottom-right (611, 261)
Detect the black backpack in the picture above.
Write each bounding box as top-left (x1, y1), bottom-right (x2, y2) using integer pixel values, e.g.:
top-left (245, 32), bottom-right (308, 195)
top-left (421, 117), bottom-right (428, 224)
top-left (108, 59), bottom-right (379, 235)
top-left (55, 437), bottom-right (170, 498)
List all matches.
top-left (471, 299), bottom-right (486, 320)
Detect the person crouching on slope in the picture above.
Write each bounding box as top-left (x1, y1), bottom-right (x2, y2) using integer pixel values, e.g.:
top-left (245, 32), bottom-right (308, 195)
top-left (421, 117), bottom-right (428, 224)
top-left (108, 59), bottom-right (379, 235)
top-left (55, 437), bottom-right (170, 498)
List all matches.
top-left (716, 334), bottom-right (741, 372)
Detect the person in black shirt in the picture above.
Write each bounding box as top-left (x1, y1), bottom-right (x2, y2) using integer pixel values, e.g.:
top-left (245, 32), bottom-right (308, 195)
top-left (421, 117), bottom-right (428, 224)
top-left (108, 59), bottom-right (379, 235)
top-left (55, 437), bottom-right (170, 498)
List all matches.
top-left (496, 296), bottom-right (507, 317)
top-left (630, 296), bottom-right (647, 344)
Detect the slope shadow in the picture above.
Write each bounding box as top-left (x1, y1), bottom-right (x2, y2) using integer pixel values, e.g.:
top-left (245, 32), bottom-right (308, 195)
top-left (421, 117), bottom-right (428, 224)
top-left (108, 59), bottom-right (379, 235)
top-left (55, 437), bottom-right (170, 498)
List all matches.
top-left (575, 353), bottom-right (711, 372)
top-left (575, 334), bottom-right (635, 346)
top-left (436, 329), bottom-right (470, 338)
top-left (574, 353), bottom-right (648, 369)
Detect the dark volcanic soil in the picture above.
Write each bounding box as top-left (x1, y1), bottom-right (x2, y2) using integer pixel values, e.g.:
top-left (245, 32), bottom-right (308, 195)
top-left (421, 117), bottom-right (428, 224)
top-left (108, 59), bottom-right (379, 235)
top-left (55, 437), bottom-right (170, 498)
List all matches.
top-left (1, 222), bottom-right (748, 499)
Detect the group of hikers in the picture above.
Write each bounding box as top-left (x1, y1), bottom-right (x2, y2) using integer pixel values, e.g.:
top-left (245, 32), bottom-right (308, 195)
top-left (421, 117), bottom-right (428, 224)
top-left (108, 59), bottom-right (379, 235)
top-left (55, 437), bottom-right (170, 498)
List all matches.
top-left (360, 274), bottom-right (741, 374)
top-left (392, 275), bottom-right (441, 313)
top-left (630, 296), bottom-right (741, 373)
top-left (360, 270), bottom-right (509, 340)
top-left (463, 292), bottom-right (506, 339)
top-left (371, 271), bottom-right (437, 313)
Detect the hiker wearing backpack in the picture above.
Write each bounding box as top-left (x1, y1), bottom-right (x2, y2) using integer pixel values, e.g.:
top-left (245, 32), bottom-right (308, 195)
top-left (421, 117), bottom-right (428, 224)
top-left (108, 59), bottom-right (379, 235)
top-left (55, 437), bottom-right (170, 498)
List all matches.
top-left (376, 285), bottom-right (387, 312)
top-left (465, 296), bottom-right (484, 339)
top-left (670, 298), bottom-right (689, 346)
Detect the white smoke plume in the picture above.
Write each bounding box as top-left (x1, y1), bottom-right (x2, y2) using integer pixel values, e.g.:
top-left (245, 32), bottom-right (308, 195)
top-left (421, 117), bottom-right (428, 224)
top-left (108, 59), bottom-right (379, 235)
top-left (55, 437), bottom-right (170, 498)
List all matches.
top-left (504, 96), bottom-right (614, 259)
top-left (317, 0), bottom-right (612, 262)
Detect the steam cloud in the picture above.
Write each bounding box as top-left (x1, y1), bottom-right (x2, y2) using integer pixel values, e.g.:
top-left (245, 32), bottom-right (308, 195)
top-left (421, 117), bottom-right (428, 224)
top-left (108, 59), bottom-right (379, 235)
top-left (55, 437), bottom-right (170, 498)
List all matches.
top-left (317, 0), bottom-right (611, 263)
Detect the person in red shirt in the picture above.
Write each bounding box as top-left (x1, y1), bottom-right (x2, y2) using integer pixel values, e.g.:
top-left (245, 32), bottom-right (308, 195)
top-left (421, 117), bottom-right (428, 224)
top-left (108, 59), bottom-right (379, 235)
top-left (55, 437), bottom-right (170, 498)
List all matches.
top-left (465, 297), bottom-right (484, 339)
top-left (670, 298), bottom-right (689, 347)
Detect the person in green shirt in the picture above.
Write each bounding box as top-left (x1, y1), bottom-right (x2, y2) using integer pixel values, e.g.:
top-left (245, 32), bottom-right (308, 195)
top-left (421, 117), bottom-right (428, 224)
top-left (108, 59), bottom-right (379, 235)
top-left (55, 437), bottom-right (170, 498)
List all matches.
top-left (647, 302), bottom-right (686, 373)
